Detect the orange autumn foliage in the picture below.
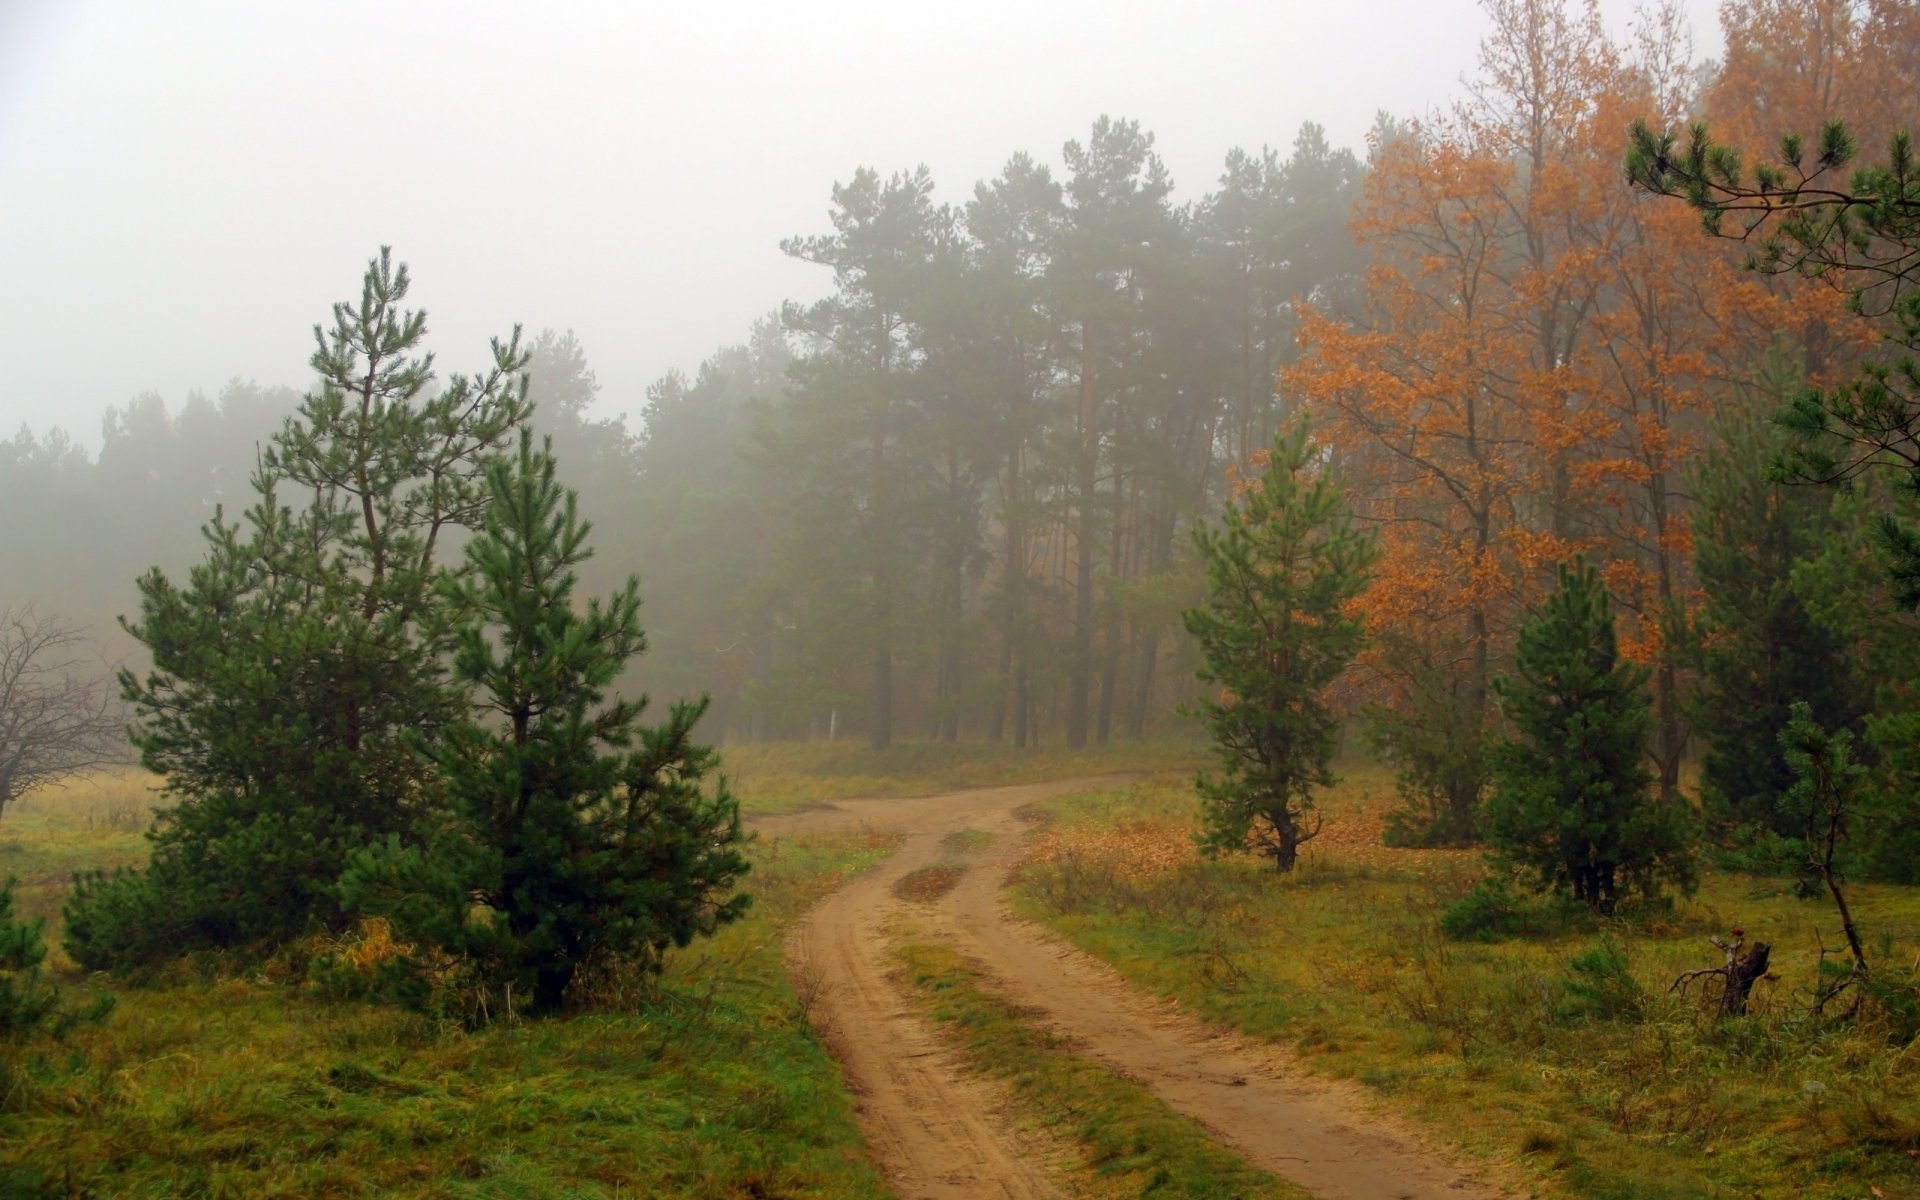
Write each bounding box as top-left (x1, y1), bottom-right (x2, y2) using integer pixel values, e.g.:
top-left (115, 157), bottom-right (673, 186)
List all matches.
top-left (1287, 0), bottom-right (1880, 801)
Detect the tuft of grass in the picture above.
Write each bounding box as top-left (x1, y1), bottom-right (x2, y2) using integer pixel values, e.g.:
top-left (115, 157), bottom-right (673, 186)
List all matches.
top-left (893, 938), bottom-right (1310, 1200)
top-left (723, 735), bottom-right (1207, 815)
top-left (1013, 773), bottom-right (1920, 1200)
top-left (893, 828), bottom-right (993, 902)
top-left (0, 831), bottom-right (898, 1200)
top-left (893, 865), bottom-right (968, 903)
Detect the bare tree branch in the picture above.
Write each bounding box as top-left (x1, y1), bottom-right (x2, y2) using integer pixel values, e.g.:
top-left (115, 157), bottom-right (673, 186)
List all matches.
top-left (0, 605), bottom-right (129, 822)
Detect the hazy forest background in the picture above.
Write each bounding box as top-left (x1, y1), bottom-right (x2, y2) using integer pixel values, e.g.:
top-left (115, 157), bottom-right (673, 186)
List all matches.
top-left (4, 0), bottom-right (1911, 779)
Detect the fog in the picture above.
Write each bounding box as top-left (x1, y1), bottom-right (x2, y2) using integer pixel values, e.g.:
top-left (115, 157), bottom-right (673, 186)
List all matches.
top-left (0, 0), bottom-right (1719, 443)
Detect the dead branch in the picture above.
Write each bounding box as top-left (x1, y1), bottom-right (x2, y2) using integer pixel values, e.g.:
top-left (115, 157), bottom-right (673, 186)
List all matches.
top-left (1670, 929), bottom-right (1773, 1017)
top-left (1811, 926), bottom-right (1866, 1019)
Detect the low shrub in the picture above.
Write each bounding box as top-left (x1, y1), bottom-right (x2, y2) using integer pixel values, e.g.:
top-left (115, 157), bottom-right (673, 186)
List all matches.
top-left (2, 877), bottom-right (112, 1051)
top-left (1556, 937), bottom-right (1647, 1023)
top-left (1439, 875), bottom-right (1528, 941)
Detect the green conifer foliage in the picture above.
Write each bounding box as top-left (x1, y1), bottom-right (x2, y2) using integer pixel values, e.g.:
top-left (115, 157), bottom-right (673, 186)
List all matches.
top-left (339, 433), bottom-right (750, 1016)
top-left (0, 880), bottom-right (58, 1039)
top-left (2, 879), bottom-right (109, 1040)
top-left (1688, 405), bottom-right (1863, 839)
top-left (1486, 560), bottom-right (1695, 914)
top-left (65, 250), bottom-right (531, 969)
top-left (1184, 420), bottom-right (1375, 872)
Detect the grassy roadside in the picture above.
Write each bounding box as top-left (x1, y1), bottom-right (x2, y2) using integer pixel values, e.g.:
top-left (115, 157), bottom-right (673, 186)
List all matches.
top-left (1, 825), bottom-right (898, 1199)
top-left (2, 770), bottom-right (157, 947)
top-left (724, 735), bottom-right (1209, 816)
top-left (890, 936), bottom-right (1309, 1200)
top-left (1012, 773), bottom-right (1920, 1200)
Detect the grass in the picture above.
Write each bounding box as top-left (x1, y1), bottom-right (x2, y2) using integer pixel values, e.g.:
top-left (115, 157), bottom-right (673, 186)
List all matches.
top-left (2, 770), bottom-right (159, 946)
top-left (1012, 768), bottom-right (1920, 1200)
top-left (1, 768), bottom-right (901, 1200)
top-left (891, 828), bottom-right (995, 903)
top-left (891, 936), bottom-right (1309, 1200)
top-left (723, 734), bottom-right (1209, 816)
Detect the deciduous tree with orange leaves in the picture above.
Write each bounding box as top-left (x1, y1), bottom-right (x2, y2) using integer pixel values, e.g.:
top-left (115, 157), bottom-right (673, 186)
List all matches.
top-left (1291, 0), bottom-right (1839, 838)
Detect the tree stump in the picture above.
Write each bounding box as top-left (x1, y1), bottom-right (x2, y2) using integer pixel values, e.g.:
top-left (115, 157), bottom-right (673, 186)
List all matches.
top-left (1722, 941), bottom-right (1770, 1016)
top-left (1670, 932), bottom-right (1772, 1016)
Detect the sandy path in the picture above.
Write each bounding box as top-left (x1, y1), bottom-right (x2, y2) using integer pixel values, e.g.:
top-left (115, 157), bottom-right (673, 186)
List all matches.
top-left (765, 779), bottom-right (1516, 1200)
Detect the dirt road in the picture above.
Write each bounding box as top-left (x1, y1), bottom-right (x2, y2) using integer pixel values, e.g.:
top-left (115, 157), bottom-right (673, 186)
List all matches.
top-left (762, 780), bottom-right (1516, 1200)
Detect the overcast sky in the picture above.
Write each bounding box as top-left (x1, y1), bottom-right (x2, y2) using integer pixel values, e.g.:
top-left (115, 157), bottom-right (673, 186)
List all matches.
top-left (0, 0), bottom-right (1723, 448)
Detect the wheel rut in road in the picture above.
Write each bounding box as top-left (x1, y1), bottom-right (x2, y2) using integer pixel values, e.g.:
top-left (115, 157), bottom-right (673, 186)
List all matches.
top-left (760, 779), bottom-right (1518, 1200)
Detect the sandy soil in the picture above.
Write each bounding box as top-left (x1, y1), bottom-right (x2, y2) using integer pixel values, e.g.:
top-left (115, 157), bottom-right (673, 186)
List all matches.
top-left (763, 779), bottom-right (1520, 1200)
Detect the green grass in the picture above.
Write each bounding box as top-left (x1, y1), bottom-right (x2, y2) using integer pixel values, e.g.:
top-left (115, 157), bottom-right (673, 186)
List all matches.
top-left (1, 825), bottom-right (898, 1200)
top-left (1013, 772), bottom-right (1920, 1200)
top-left (723, 735), bottom-right (1208, 815)
top-left (891, 937), bottom-right (1309, 1200)
top-left (1, 771), bottom-right (159, 945)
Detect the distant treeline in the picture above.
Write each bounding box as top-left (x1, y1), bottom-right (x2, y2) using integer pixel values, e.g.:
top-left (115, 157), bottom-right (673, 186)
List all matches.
top-left (5, 0), bottom-right (1916, 836)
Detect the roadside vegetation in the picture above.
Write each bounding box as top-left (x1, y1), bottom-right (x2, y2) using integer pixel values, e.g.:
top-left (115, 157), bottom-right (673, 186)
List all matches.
top-left (892, 936), bottom-right (1308, 1200)
top-left (1015, 773), bottom-right (1920, 1200)
top-left (2, 771), bottom-right (896, 1200)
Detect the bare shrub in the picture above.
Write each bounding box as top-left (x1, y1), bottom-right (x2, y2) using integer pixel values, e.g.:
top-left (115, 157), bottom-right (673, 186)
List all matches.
top-left (0, 606), bottom-right (127, 823)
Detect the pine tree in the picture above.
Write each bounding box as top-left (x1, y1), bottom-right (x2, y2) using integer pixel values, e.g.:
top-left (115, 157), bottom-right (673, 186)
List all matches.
top-left (1184, 420), bottom-right (1375, 872)
top-left (1688, 401), bottom-right (1862, 839)
top-left (1053, 117), bottom-right (1181, 750)
top-left (1486, 560), bottom-right (1695, 914)
top-left (774, 166), bottom-right (956, 749)
top-left (2, 878), bottom-right (108, 1039)
top-left (1630, 119), bottom-right (1920, 603)
top-left (0, 879), bottom-right (59, 1039)
top-left (64, 249), bottom-right (530, 969)
top-left (339, 432), bottom-right (750, 1016)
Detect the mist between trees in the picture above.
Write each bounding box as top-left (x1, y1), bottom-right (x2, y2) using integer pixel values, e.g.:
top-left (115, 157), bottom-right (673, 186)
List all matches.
top-left (3, 0), bottom-right (1916, 793)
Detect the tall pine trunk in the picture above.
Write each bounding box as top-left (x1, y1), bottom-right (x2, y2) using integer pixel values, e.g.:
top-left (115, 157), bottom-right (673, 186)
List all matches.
top-left (872, 629), bottom-right (892, 750)
top-left (1126, 501), bottom-right (1178, 739)
top-left (992, 439), bottom-right (1028, 746)
top-left (1068, 320), bottom-right (1097, 749)
top-left (869, 431), bottom-right (892, 751)
top-left (1095, 463), bottom-right (1129, 743)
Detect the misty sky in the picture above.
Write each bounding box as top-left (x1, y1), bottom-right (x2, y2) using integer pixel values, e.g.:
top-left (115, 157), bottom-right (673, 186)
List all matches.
top-left (0, 0), bottom-right (1723, 447)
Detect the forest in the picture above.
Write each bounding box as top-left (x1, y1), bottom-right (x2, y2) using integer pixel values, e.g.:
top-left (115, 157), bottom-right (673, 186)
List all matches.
top-left (3, 2), bottom-right (1911, 774)
top-left (3, 0), bottom-right (1920, 1197)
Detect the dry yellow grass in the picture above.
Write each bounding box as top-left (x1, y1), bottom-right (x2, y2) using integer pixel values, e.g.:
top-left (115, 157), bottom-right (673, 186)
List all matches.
top-left (1015, 769), bottom-right (1920, 1200)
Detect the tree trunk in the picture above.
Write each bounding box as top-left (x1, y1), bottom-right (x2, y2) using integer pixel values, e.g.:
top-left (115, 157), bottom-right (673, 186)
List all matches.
top-left (1126, 502), bottom-right (1179, 739)
top-left (1013, 658), bottom-right (1031, 749)
top-left (988, 637), bottom-right (1011, 744)
top-left (1271, 820), bottom-right (1300, 872)
top-left (870, 427), bottom-right (893, 752)
top-left (1722, 942), bottom-right (1772, 1017)
top-left (1095, 463), bottom-right (1128, 744)
top-left (1068, 320), bottom-right (1097, 749)
top-left (1125, 626), bottom-right (1160, 740)
top-left (872, 625), bottom-right (893, 751)
top-left (992, 441), bottom-right (1026, 746)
